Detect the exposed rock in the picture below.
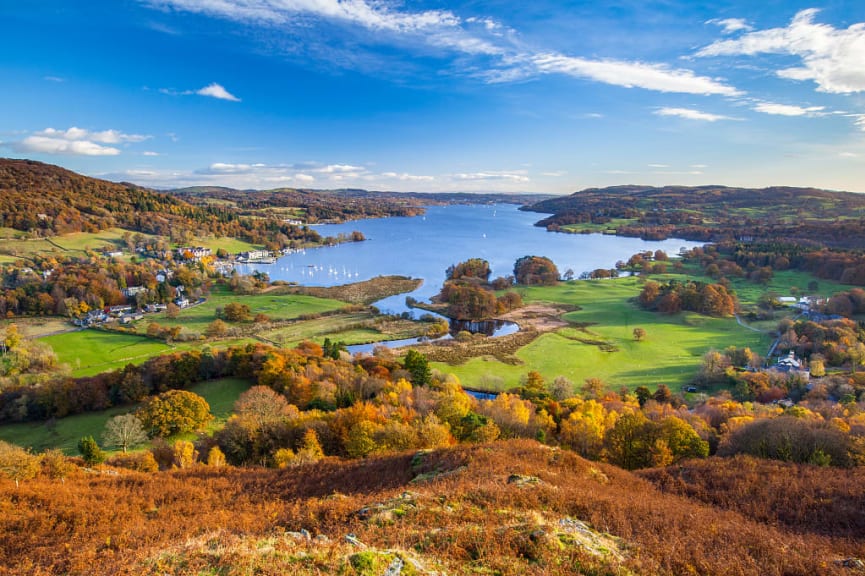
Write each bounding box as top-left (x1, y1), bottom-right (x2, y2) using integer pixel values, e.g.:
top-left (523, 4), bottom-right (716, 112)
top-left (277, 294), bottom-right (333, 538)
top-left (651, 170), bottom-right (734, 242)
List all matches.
top-left (507, 474), bottom-right (541, 487)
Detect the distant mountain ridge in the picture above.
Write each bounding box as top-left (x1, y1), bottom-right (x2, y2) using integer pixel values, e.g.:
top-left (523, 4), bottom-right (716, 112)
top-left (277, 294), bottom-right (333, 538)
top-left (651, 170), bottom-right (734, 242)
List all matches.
top-left (523, 184), bottom-right (865, 248)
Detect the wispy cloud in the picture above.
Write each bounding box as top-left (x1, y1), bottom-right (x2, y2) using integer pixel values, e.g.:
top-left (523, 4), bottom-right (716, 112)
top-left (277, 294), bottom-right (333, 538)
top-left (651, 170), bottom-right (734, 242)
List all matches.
top-left (11, 127), bottom-right (151, 156)
top-left (143, 0), bottom-right (741, 96)
top-left (752, 102), bottom-right (825, 116)
top-left (707, 18), bottom-right (753, 34)
top-left (453, 170), bottom-right (530, 183)
top-left (654, 107), bottom-right (735, 121)
top-left (43, 75), bottom-right (65, 83)
top-left (532, 55), bottom-right (740, 96)
top-left (697, 9), bottom-right (865, 94)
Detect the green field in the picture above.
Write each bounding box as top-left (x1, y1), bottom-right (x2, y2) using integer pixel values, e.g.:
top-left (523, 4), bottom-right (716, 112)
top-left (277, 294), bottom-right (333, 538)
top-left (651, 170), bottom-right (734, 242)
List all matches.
top-left (141, 285), bottom-right (350, 334)
top-left (434, 277), bottom-right (772, 392)
top-left (42, 329), bottom-right (255, 377)
top-left (43, 330), bottom-right (190, 376)
top-left (0, 378), bottom-right (252, 455)
top-left (193, 235), bottom-right (263, 254)
top-left (561, 218), bottom-right (638, 234)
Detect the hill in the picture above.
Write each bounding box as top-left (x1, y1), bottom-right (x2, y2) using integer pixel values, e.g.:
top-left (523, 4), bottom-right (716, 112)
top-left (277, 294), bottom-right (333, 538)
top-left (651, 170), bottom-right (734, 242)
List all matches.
top-left (2, 440), bottom-right (863, 575)
top-left (523, 184), bottom-right (865, 248)
top-left (0, 158), bottom-right (223, 236)
top-left (169, 186), bottom-right (553, 223)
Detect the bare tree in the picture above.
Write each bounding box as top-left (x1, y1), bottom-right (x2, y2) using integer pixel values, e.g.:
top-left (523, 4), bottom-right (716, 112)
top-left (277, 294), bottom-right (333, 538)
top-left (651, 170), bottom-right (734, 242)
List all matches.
top-left (102, 414), bottom-right (149, 453)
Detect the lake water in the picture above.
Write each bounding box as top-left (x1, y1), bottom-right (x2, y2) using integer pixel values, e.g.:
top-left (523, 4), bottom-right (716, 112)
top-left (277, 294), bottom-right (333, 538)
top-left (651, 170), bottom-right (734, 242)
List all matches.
top-left (236, 204), bottom-right (701, 314)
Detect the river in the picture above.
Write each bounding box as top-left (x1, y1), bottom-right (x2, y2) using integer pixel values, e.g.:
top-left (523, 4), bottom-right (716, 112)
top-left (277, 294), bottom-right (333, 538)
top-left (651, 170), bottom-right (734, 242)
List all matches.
top-left (236, 203), bottom-right (702, 314)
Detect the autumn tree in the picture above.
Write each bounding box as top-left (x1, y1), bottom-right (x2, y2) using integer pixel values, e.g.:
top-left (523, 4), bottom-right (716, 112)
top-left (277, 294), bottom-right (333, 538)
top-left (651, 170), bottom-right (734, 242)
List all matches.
top-left (172, 440), bottom-right (197, 469)
top-left (295, 428), bottom-right (325, 464)
top-left (138, 390), bottom-right (212, 437)
top-left (514, 255), bottom-right (559, 286)
top-left (206, 446), bottom-right (226, 467)
top-left (234, 385), bottom-right (294, 429)
top-left (0, 441), bottom-right (41, 487)
top-left (222, 302), bottom-right (251, 322)
top-left (447, 258), bottom-right (492, 282)
top-left (633, 327), bottom-right (646, 341)
top-left (40, 448), bottom-right (74, 481)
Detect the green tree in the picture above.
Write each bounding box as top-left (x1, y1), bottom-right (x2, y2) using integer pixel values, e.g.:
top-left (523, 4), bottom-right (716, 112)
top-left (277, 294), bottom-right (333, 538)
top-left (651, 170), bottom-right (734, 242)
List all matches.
top-left (604, 412), bottom-right (650, 470)
top-left (102, 414), bottom-right (148, 453)
top-left (77, 436), bottom-right (105, 466)
top-left (345, 421), bottom-right (379, 458)
top-left (403, 349), bottom-right (431, 386)
top-left (138, 390), bottom-right (212, 438)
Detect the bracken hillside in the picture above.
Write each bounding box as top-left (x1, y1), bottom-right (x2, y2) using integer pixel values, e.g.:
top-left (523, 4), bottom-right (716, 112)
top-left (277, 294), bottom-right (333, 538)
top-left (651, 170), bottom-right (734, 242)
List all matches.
top-left (3, 439), bottom-right (864, 576)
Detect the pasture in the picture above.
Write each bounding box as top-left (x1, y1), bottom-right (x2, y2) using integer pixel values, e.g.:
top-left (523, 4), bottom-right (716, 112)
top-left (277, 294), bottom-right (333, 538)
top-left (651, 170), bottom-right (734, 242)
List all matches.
top-left (433, 277), bottom-right (772, 392)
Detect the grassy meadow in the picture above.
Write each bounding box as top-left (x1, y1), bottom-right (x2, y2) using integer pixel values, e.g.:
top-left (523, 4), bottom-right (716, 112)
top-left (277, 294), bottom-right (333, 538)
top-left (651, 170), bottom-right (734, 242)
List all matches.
top-left (138, 285), bottom-right (349, 334)
top-left (0, 378), bottom-right (252, 454)
top-left (434, 277), bottom-right (772, 392)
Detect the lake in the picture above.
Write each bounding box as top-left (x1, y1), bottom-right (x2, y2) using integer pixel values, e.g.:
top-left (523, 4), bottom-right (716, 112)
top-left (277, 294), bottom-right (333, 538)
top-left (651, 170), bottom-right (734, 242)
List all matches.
top-left (236, 204), bottom-right (702, 314)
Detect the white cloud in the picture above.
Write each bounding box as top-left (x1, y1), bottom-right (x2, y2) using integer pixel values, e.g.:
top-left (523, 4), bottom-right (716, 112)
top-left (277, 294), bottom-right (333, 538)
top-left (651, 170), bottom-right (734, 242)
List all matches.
top-left (707, 18), bottom-right (753, 34)
top-left (16, 136), bottom-right (120, 156)
top-left (143, 151), bottom-right (161, 156)
top-left (199, 162), bottom-right (266, 174)
top-left (654, 107), bottom-right (735, 121)
top-left (315, 164), bottom-right (365, 174)
top-left (43, 75), bottom-right (65, 83)
top-left (532, 54), bottom-right (740, 96)
top-left (454, 171), bottom-right (530, 183)
top-left (11, 126), bottom-right (150, 156)
top-left (752, 102), bottom-right (825, 116)
top-left (839, 152), bottom-right (858, 158)
top-left (691, 164), bottom-right (708, 168)
top-left (850, 115), bottom-right (865, 131)
top-left (196, 82), bottom-right (241, 101)
top-left (294, 173), bottom-right (315, 182)
top-left (648, 164), bottom-right (669, 168)
top-left (698, 9), bottom-right (865, 93)
top-left (36, 127), bottom-right (149, 143)
top-left (380, 171), bottom-right (435, 182)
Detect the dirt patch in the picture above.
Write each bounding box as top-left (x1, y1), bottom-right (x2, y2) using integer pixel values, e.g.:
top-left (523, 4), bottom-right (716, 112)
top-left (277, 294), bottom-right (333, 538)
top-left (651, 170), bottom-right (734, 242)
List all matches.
top-left (409, 329), bottom-right (541, 365)
top-left (268, 275), bottom-right (423, 305)
top-left (497, 303), bottom-right (575, 333)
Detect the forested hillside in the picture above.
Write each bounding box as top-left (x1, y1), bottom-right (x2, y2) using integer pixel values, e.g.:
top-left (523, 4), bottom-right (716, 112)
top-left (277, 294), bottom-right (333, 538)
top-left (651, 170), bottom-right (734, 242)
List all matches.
top-left (0, 159), bottom-right (232, 236)
top-left (525, 185), bottom-right (865, 248)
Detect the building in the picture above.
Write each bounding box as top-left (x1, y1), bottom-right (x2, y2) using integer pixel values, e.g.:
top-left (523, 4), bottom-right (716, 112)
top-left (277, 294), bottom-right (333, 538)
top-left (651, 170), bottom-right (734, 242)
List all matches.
top-left (122, 286), bottom-right (146, 297)
top-left (175, 246), bottom-right (212, 260)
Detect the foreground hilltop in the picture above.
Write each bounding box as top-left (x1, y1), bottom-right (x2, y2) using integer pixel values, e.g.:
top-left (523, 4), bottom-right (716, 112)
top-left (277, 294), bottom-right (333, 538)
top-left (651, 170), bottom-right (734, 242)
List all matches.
top-left (0, 158), bottom-right (212, 236)
top-left (3, 439), bottom-right (863, 575)
top-left (524, 184), bottom-right (865, 248)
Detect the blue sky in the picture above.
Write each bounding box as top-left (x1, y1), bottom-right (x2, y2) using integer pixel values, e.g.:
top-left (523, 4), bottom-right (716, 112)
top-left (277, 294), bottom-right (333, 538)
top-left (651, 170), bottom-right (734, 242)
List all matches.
top-left (1, 0), bottom-right (864, 193)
